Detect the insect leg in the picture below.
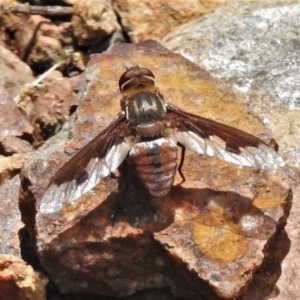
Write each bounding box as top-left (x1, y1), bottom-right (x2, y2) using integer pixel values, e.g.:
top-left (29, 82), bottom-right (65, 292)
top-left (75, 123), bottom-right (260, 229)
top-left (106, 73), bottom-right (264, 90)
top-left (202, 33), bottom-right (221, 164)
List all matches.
top-left (177, 143), bottom-right (186, 184)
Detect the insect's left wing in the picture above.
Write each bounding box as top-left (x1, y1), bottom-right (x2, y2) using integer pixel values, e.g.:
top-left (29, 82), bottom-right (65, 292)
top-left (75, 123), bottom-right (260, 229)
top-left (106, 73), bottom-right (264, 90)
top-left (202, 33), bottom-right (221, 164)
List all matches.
top-left (40, 113), bottom-right (132, 214)
top-left (167, 104), bottom-right (285, 170)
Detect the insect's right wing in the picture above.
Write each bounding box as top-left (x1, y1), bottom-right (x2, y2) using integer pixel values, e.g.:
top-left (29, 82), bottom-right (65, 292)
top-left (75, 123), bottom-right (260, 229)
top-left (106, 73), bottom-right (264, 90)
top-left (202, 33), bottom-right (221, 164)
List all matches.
top-left (40, 113), bottom-right (133, 214)
top-left (166, 104), bottom-right (285, 170)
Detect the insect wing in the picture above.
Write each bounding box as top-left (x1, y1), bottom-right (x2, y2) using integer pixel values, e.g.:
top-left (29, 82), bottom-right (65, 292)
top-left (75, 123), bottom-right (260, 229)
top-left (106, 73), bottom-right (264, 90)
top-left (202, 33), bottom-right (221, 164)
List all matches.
top-left (40, 113), bottom-right (132, 214)
top-left (167, 104), bottom-right (285, 170)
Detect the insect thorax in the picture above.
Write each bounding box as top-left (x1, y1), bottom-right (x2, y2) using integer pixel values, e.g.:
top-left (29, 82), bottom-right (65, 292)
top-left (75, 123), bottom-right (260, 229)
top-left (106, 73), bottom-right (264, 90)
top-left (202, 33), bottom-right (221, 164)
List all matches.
top-left (126, 91), bottom-right (167, 138)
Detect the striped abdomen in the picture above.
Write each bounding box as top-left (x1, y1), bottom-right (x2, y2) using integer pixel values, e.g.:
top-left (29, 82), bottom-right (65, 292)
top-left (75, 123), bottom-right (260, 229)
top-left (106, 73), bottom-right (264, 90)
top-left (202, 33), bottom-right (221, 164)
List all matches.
top-left (129, 138), bottom-right (178, 197)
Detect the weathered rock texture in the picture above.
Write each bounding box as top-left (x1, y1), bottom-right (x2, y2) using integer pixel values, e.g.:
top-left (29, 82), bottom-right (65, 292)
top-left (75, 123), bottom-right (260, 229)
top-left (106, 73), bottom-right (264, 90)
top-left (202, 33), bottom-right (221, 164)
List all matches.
top-left (163, 2), bottom-right (299, 299)
top-left (17, 70), bottom-right (74, 145)
top-left (0, 254), bottom-right (48, 300)
top-left (163, 1), bottom-right (300, 166)
top-left (20, 41), bottom-right (290, 299)
top-left (0, 175), bottom-right (22, 257)
top-left (0, 45), bottom-right (34, 182)
top-left (72, 0), bottom-right (121, 46)
top-left (113, 0), bottom-right (226, 42)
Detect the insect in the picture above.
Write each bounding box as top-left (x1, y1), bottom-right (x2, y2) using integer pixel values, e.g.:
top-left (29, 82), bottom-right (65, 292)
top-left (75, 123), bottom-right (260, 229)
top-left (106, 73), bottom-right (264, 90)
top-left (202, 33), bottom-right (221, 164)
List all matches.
top-left (40, 66), bottom-right (285, 213)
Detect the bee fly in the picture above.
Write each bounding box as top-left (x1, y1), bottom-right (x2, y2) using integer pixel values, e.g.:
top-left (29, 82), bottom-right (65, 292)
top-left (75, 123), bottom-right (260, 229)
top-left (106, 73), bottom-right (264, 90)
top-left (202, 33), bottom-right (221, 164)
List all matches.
top-left (40, 66), bottom-right (285, 213)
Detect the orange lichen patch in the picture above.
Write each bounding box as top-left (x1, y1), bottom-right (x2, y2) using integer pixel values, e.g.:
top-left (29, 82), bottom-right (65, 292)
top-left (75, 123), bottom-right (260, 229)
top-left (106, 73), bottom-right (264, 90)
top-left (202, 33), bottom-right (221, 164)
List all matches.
top-left (174, 199), bottom-right (248, 263)
top-left (253, 185), bottom-right (287, 210)
top-left (156, 62), bottom-right (264, 135)
top-left (251, 168), bottom-right (289, 212)
top-left (192, 221), bottom-right (248, 263)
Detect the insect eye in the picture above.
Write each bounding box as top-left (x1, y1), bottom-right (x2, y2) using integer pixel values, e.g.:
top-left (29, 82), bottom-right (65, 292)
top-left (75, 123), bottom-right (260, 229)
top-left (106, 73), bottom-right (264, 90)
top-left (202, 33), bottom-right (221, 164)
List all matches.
top-left (119, 66), bottom-right (156, 93)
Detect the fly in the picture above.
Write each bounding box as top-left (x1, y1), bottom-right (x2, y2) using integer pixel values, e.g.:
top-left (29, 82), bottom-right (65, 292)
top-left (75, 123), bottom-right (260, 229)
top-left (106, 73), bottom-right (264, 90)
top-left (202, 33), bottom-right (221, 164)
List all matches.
top-left (40, 66), bottom-right (285, 213)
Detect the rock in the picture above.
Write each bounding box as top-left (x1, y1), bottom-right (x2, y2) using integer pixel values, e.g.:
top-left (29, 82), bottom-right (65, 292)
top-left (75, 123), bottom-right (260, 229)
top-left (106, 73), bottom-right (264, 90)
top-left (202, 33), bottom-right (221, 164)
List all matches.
top-left (47, 286), bottom-right (180, 300)
top-left (13, 67), bottom-right (75, 145)
top-left (162, 2), bottom-right (299, 298)
top-left (113, 0), bottom-right (227, 42)
top-left (0, 175), bottom-right (23, 256)
top-left (29, 70), bottom-right (74, 144)
top-left (162, 1), bottom-right (300, 167)
top-left (268, 170), bottom-right (300, 300)
top-left (20, 41), bottom-right (290, 299)
top-left (0, 254), bottom-right (48, 300)
top-left (72, 0), bottom-right (121, 46)
top-left (1, 6), bottom-right (74, 71)
top-left (0, 45), bottom-right (34, 98)
top-left (0, 48), bottom-right (34, 180)
top-left (0, 137), bottom-right (33, 156)
top-left (25, 34), bottom-right (64, 70)
top-left (0, 156), bottom-right (32, 185)
top-left (0, 86), bottom-right (33, 143)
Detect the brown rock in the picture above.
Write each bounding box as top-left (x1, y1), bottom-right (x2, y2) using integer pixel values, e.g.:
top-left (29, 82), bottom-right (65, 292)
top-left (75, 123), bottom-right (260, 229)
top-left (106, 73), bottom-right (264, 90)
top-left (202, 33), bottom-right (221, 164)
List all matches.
top-left (29, 70), bottom-right (74, 144)
top-left (0, 155), bottom-right (32, 185)
top-left (267, 170), bottom-right (300, 300)
top-left (0, 254), bottom-right (48, 300)
top-left (20, 41), bottom-right (290, 299)
top-left (0, 175), bottom-right (23, 256)
top-left (113, 0), bottom-right (227, 42)
top-left (0, 89), bottom-right (33, 143)
top-left (162, 1), bottom-right (300, 169)
top-left (14, 68), bottom-right (74, 145)
top-left (162, 2), bottom-right (300, 298)
top-left (1, 136), bottom-right (33, 156)
top-left (25, 34), bottom-right (63, 69)
top-left (0, 45), bottom-right (34, 98)
top-left (2, 8), bottom-right (73, 71)
top-left (72, 0), bottom-right (121, 46)
top-left (0, 49), bottom-right (34, 180)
